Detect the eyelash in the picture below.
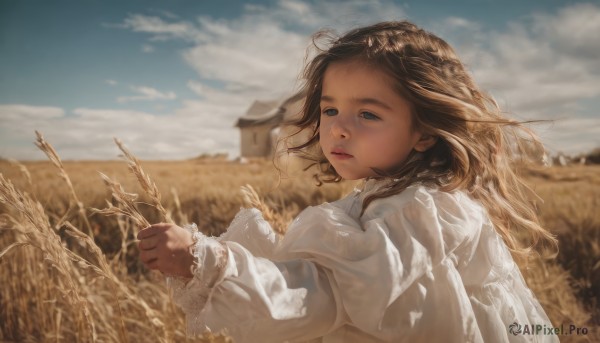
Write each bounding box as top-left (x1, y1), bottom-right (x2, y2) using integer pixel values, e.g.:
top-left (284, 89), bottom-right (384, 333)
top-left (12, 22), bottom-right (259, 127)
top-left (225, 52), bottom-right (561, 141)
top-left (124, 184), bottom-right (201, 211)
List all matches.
top-left (359, 111), bottom-right (380, 120)
top-left (321, 108), bottom-right (381, 121)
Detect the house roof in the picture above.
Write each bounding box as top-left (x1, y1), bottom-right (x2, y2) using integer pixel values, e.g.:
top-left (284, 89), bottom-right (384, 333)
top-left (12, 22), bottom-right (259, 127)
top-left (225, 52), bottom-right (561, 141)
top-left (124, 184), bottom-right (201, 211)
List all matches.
top-left (235, 91), bottom-right (305, 128)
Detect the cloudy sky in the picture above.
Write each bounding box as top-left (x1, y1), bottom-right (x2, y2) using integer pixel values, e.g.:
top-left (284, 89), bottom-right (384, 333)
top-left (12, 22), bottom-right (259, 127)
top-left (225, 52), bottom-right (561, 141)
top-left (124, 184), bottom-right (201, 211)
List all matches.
top-left (1, 0), bottom-right (599, 160)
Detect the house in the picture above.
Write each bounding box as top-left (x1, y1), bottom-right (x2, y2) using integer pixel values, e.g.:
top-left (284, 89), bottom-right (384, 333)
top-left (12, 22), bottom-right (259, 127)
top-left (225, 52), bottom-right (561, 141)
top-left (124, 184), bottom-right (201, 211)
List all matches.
top-left (235, 91), bottom-right (306, 158)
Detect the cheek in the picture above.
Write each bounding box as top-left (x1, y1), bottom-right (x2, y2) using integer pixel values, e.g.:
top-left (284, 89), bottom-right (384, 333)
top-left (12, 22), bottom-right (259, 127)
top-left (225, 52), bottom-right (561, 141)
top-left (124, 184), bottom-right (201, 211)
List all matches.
top-left (318, 129), bottom-right (327, 150)
top-left (318, 121), bottom-right (329, 141)
top-left (366, 132), bottom-right (410, 159)
top-left (362, 130), bottom-right (391, 149)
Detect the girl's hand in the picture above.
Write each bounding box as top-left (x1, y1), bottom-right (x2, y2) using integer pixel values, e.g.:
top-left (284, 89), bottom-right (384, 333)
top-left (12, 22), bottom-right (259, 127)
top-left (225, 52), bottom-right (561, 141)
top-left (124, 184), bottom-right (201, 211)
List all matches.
top-left (137, 223), bottom-right (195, 278)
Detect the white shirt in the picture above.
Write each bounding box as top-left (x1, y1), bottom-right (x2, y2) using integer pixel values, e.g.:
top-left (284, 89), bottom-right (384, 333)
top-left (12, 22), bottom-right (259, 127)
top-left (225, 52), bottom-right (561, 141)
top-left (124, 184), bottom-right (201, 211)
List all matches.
top-left (170, 180), bottom-right (558, 343)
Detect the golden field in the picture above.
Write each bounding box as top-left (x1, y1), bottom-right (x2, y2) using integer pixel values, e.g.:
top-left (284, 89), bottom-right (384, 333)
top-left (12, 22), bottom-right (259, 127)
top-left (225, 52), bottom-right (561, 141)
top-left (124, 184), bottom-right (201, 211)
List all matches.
top-left (0, 155), bottom-right (599, 342)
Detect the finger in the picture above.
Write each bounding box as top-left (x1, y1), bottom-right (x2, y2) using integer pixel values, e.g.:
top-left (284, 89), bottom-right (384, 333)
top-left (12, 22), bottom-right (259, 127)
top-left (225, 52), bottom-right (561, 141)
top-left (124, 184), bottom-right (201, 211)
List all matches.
top-left (145, 259), bottom-right (159, 270)
top-left (138, 236), bottom-right (160, 250)
top-left (137, 227), bottom-right (156, 240)
top-left (139, 248), bottom-right (159, 264)
top-left (137, 223), bottom-right (170, 240)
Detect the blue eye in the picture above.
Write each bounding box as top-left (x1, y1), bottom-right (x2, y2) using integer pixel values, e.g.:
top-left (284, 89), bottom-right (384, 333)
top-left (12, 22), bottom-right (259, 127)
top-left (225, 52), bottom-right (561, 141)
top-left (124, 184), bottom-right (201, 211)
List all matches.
top-left (360, 111), bottom-right (380, 120)
top-left (322, 108), bottom-right (338, 116)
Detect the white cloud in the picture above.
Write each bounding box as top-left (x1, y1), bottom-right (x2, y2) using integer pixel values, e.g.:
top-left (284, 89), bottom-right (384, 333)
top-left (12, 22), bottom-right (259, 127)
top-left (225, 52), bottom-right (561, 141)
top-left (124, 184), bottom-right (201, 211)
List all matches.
top-left (181, 18), bottom-right (306, 99)
top-left (185, 80), bottom-right (250, 118)
top-left (149, 9), bottom-right (179, 20)
top-left (105, 79), bottom-right (118, 86)
top-left (267, 0), bottom-right (408, 30)
top-left (120, 14), bottom-right (206, 42)
top-left (0, 104), bottom-right (65, 120)
top-left (451, 4), bottom-right (600, 116)
top-left (117, 86), bottom-right (177, 103)
top-left (0, 105), bottom-right (237, 160)
top-left (141, 44), bottom-right (155, 53)
top-left (443, 16), bottom-right (481, 30)
top-left (279, 0), bottom-right (311, 15)
top-left (118, 0), bottom-right (409, 102)
top-left (531, 3), bottom-right (600, 64)
top-left (438, 3), bottom-right (600, 155)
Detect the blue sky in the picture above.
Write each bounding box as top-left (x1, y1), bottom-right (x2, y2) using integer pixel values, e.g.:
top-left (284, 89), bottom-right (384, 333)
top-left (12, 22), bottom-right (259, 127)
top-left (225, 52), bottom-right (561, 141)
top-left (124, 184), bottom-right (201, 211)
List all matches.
top-left (1, 0), bottom-right (599, 160)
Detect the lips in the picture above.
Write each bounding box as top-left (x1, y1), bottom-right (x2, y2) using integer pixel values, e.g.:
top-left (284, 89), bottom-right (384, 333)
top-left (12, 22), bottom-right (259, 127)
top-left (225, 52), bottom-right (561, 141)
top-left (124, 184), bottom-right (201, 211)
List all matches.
top-left (331, 148), bottom-right (353, 159)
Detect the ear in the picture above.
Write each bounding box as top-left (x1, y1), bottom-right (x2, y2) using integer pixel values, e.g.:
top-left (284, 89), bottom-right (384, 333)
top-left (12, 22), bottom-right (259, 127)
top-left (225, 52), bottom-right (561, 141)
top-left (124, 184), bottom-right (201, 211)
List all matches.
top-left (414, 134), bottom-right (438, 152)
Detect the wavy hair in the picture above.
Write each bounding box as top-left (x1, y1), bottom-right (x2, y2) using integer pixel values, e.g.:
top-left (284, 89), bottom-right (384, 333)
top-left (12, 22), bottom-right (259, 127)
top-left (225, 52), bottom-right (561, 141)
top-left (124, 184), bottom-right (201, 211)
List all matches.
top-left (284, 21), bottom-right (557, 260)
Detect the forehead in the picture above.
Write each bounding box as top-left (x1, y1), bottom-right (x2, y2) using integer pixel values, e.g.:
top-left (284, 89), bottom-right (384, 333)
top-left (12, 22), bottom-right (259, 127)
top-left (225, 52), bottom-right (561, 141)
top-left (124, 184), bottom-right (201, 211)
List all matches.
top-left (322, 60), bottom-right (394, 89)
top-left (321, 60), bottom-right (411, 109)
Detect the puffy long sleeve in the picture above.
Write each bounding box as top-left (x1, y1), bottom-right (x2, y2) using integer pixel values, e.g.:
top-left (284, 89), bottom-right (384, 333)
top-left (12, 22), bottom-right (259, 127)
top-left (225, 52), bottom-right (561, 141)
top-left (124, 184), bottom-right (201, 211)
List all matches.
top-left (171, 183), bottom-right (557, 343)
top-left (172, 208), bottom-right (343, 342)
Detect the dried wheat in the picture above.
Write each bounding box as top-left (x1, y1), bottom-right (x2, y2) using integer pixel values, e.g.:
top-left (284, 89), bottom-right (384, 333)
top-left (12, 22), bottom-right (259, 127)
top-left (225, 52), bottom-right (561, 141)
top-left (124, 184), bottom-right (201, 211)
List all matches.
top-left (114, 138), bottom-right (173, 223)
top-left (34, 130), bottom-right (94, 238)
top-left (240, 184), bottom-right (287, 235)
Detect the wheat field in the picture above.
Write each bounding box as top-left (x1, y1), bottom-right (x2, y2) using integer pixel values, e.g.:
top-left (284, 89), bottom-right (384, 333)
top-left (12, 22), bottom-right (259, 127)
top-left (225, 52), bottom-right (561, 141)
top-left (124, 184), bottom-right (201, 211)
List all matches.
top-left (0, 141), bottom-right (598, 342)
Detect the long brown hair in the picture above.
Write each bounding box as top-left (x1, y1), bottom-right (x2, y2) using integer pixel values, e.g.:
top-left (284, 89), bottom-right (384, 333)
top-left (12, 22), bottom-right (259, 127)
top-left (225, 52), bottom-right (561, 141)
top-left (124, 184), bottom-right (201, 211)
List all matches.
top-left (284, 21), bottom-right (557, 260)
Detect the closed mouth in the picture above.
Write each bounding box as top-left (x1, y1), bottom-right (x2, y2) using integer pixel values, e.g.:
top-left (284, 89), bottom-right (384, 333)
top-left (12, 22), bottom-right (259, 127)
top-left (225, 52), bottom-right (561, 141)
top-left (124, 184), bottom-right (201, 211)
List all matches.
top-left (331, 149), bottom-right (353, 158)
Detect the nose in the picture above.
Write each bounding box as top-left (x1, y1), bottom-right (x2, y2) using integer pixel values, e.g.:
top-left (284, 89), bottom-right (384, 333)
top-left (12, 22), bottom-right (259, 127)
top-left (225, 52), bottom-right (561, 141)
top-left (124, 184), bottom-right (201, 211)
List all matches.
top-left (329, 115), bottom-right (350, 139)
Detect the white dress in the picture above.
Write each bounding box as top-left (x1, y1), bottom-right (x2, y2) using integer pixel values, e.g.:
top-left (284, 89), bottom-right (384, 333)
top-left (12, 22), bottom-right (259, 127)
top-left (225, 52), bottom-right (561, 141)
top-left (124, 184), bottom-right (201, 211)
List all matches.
top-left (170, 180), bottom-right (558, 343)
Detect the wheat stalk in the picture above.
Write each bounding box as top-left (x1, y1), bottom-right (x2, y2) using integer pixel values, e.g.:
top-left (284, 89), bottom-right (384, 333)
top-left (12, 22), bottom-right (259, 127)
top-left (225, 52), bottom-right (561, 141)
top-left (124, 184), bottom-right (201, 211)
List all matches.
top-left (7, 158), bottom-right (32, 188)
top-left (93, 172), bottom-right (150, 231)
top-left (240, 184), bottom-right (286, 235)
top-left (34, 131), bottom-right (94, 238)
top-left (0, 173), bottom-right (97, 341)
top-left (0, 167), bottom-right (169, 341)
top-left (171, 187), bottom-right (188, 225)
top-left (62, 220), bottom-right (168, 341)
top-left (114, 138), bottom-right (173, 224)
top-left (1, 170), bottom-right (168, 341)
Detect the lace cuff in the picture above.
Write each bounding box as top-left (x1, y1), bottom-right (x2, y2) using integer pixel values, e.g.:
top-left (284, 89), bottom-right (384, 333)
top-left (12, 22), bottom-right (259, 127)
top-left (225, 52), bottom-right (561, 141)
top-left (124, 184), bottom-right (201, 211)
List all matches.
top-left (168, 223), bottom-right (229, 335)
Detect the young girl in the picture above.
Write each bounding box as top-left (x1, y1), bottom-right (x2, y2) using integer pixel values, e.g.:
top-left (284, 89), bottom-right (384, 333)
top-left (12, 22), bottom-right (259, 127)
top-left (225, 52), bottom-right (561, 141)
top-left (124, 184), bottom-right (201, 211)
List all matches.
top-left (137, 21), bottom-right (558, 342)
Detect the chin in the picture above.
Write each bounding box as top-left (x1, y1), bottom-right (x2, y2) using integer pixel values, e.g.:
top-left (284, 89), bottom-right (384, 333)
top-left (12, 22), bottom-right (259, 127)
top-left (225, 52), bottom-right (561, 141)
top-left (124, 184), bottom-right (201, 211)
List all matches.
top-left (335, 169), bottom-right (369, 181)
top-left (328, 159), bottom-right (371, 180)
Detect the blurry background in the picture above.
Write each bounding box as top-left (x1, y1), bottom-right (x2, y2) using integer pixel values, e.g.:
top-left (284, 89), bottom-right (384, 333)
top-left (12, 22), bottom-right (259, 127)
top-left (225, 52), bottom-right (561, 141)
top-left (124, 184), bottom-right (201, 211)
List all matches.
top-left (1, 0), bottom-right (599, 161)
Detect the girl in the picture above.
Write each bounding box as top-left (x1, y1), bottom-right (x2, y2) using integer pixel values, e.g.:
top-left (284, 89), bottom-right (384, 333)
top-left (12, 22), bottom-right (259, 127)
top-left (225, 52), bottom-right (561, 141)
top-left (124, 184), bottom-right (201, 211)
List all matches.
top-left (138, 21), bottom-right (558, 342)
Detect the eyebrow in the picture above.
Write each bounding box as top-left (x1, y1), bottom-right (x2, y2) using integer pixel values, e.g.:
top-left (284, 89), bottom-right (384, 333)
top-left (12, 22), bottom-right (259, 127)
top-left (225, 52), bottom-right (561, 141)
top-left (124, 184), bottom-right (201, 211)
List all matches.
top-left (320, 95), bottom-right (393, 111)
